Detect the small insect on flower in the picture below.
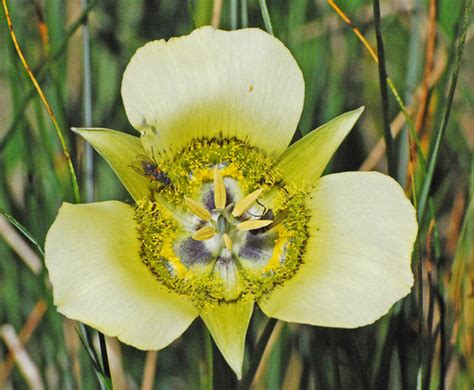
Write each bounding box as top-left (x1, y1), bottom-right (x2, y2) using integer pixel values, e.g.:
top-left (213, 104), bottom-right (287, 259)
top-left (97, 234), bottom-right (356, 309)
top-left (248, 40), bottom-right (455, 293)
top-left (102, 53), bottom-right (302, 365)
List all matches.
top-left (130, 154), bottom-right (171, 186)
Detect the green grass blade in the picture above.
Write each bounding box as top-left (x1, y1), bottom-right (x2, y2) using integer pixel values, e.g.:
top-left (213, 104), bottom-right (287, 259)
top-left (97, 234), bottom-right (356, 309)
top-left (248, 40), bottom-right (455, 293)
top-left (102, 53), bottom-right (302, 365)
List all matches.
top-left (417, 0), bottom-right (472, 222)
top-left (258, 0), bottom-right (273, 35)
top-left (0, 207), bottom-right (44, 256)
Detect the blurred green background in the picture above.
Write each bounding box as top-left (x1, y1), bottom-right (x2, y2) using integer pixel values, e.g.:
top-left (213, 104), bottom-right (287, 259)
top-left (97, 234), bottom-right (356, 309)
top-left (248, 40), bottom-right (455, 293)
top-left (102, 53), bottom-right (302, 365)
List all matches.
top-left (0, 0), bottom-right (472, 389)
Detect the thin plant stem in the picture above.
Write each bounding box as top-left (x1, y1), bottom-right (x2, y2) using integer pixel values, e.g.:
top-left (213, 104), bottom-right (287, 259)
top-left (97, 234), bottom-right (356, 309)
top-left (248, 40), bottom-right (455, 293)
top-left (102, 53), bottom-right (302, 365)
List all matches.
top-left (399, 0), bottom-right (422, 186)
top-left (230, 0), bottom-right (238, 29)
top-left (417, 235), bottom-right (424, 387)
top-left (81, 0), bottom-right (94, 202)
top-left (372, 0), bottom-right (396, 177)
top-left (436, 290), bottom-right (446, 389)
top-left (204, 327), bottom-right (214, 390)
top-left (76, 325), bottom-right (113, 390)
top-left (0, 208), bottom-right (44, 256)
top-left (238, 318), bottom-right (278, 390)
top-left (417, 0), bottom-right (472, 222)
top-left (330, 335), bottom-right (341, 390)
top-left (241, 0), bottom-right (248, 28)
top-left (1, 0), bottom-right (80, 203)
top-left (327, 0), bottom-right (378, 62)
top-left (258, 0), bottom-right (273, 35)
top-left (423, 220), bottom-right (436, 390)
top-left (211, 0), bottom-right (223, 28)
top-left (212, 340), bottom-right (236, 389)
top-left (98, 334), bottom-right (111, 380)
top-left (414, 0), bottom-right (437, 134)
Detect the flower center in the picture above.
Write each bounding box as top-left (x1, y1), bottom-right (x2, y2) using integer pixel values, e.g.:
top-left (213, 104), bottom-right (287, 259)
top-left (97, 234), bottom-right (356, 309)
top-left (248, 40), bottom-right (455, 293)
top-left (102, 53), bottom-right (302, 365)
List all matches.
top-left (134, 138), bottom-right (309, 308)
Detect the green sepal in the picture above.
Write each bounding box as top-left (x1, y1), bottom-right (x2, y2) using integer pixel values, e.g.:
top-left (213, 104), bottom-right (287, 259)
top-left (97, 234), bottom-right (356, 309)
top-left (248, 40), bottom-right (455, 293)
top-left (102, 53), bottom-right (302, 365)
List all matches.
top-left (276, 107), bottom-right (364, 186)
top-left (73, 128), bottom-right (150, 201)
top-left (200, 300), bottom-right (254, 379)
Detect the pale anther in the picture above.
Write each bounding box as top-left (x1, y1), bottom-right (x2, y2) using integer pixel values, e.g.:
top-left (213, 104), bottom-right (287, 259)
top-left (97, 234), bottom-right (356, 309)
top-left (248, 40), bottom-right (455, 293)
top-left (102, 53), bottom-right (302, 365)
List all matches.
top-left (213, 167), bottom-right (226, 209)
top-left (223, 233), bottom-right (233, 251)
top-left (237, 219), bottom-right (273, 231)
top-left (192, 226), bottom-right (216, 241)
top-left (184, 196), bottom-right (212, 221)
top-left (232, 189), bottom-right (263, 217)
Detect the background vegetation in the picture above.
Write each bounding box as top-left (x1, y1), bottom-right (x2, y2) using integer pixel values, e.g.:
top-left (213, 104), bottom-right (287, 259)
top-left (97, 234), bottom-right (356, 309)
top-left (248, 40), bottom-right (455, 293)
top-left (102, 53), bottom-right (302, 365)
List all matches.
top-left (0, 0), bottom-right (472, 388)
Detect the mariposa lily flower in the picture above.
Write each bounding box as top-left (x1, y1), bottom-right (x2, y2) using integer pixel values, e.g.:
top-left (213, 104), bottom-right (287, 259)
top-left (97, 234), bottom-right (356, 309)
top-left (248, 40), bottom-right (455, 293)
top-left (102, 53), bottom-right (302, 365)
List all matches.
top-left (45, 27), bottom-right (417, 378)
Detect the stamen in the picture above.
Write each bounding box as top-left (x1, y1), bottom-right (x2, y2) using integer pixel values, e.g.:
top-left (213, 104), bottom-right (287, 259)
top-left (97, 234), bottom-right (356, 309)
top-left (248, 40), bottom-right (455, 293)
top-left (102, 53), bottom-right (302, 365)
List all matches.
top-left (213, 167), bottom-right (226, 209)
top-left (192, 226), bottom-right (216, 241)
top-left (223, 233), bottom-right (233, 251)
top-left (232, 189), bottom-right (263, 217)
top-left (237, 219), bottom-right (273, 231)
top-left (184, 196), bottom-right (212, 221)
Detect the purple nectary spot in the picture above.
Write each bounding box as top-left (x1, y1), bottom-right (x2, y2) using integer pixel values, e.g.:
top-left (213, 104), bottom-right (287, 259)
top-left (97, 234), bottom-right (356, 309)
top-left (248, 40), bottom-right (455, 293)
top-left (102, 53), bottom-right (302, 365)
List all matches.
top-left (216, 254), bottom-right (233, 266)
top-left (238, 232), bottom-right (276, 261)
top-left (177, 238), bottom-right (213, 266)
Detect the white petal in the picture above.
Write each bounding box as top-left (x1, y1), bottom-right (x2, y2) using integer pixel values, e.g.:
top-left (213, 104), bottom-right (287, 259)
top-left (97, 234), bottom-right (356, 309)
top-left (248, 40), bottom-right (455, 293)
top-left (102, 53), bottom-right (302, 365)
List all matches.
top-left (260, 172), bottom-right (417, 327)
top-left (45, 201), bottom-right (198, 350)
top-left (121, 27), bottom-right (304, 157)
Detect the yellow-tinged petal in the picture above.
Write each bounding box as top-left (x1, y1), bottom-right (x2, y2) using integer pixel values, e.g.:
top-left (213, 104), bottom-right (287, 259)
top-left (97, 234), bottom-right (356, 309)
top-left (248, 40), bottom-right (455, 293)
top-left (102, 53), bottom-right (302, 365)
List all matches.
top-left (192, 226), bottom-right (216, 241)
top-left (232, 189), bottom-right (263, 217)
top-left (121, 27), bottom-right (304, 157)
top-left (213, 167), bottom-right (226, 209)
top-left (184, 196), bottom-right (212, 221)
top-left (237, 219), bottom-right (273, 231)
top-left (200, 301), bottom-right (254, 379)
top-left (260, 172), bottom-right (417, 328)
top-left (73, 128), bottom-right (150, 201)
top-left (45, 201), bottom-right (198, 349)
top-left (276, 107), bottom-right (364, 185)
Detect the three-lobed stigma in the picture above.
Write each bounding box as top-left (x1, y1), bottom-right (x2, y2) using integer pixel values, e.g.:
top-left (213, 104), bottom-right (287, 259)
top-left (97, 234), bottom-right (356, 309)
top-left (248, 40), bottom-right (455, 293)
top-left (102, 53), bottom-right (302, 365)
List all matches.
top-left (134, 138), bottom-right (310, 308)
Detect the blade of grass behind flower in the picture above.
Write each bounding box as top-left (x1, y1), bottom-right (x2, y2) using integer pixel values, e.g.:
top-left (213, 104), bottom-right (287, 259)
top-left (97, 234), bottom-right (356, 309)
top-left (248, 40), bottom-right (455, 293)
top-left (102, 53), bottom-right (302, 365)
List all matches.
top-left (372, 0), bottom-right (396, 177)
top-left (75, 326), bottom-right (112, 390)
top-left (2, 0), bottom-right (80, 202)
top-left (0, 208), bottom-right (44, 256)
top-left (191, 0), bottom-right (213, 27)
top-left (0, 216), bottom-right (42, 275)
top-left (81, 0), bottom-right (94, 203)
top-left (211, 0), bottom-right (223, 28)
top-left (326, 0), bottom-right (428, 176)
top-left (0, 299), bottom-right (47, 387)
top-left (1, 324), bottom-right (46, 389)
top-left (398, 0), bottom-right (423, 186)
top-left (230, 0), bottom-right (238, 29)
top-left (417, 0), bottom-right (472, 223)
top-left (0, 0), bottom-right (99, 153)
top-left (240, 0), bottom-right (248, 28)
top-left (287, 0), bottom-right (308, 45)
top-left (258, 0), bottom-right (273, 35)
top-left (238, 318), bottom-right (278, 390)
